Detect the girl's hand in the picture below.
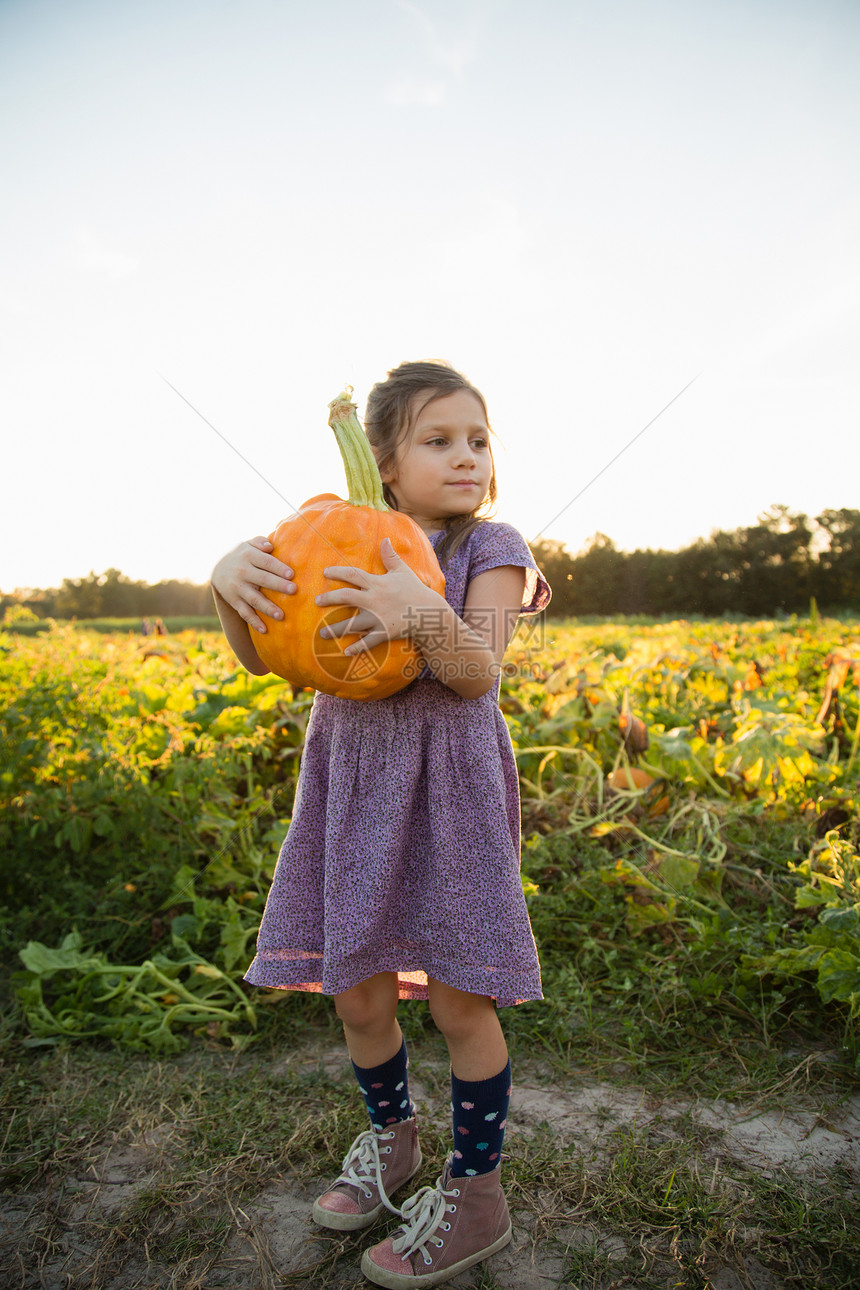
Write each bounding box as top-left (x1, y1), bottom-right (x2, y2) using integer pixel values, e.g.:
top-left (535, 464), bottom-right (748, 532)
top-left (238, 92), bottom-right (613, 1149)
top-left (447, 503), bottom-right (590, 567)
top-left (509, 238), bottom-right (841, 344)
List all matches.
top-left (316, 539), bottom-right (525, 699)
top-left (315, 537), bottom-right (432, 654)
top-left (211, 537), bottom-right (296, 635)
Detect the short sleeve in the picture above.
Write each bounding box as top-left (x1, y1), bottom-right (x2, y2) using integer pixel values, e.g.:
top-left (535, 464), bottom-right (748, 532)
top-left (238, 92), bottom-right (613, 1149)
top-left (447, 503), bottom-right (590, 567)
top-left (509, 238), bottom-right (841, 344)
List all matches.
top-left (467, 522), bottom-right (552, 616)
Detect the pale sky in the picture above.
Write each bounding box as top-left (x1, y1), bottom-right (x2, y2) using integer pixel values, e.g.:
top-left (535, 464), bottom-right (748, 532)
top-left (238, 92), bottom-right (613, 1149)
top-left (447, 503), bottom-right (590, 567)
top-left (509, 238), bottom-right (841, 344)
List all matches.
top-left (2, 0), bottom-right (859, 591)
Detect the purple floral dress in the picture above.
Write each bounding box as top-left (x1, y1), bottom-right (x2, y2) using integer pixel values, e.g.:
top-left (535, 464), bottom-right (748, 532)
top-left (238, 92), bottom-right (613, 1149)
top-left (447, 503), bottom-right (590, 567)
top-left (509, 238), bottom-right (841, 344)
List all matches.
top-left (244, 521), bottom-right (551, 1008)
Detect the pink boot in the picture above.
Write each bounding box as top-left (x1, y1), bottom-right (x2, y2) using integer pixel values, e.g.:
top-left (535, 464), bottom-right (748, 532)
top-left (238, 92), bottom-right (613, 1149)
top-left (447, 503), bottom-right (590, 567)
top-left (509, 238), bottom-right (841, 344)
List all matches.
top-left (312, 1118), bottom-right (422, 1232)
top-left (360, 1161), bottom-right (512, 1287)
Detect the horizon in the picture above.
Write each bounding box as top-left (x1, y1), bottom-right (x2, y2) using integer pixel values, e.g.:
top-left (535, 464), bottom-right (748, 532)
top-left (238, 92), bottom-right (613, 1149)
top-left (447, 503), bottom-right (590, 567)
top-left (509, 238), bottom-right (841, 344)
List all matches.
top-left (3, 497), bottom-right (851, 596)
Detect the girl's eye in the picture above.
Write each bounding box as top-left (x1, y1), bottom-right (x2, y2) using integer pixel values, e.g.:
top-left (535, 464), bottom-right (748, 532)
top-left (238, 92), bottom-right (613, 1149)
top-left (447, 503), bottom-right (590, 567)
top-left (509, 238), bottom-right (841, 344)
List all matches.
top-left (423, 435), bottom-right (488, 448)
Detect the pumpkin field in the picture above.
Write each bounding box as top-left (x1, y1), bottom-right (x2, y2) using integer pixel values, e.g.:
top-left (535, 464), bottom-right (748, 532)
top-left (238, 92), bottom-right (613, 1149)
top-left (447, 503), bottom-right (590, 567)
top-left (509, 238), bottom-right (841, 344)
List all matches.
top-left (1, 617), bottom-right (859, 1287)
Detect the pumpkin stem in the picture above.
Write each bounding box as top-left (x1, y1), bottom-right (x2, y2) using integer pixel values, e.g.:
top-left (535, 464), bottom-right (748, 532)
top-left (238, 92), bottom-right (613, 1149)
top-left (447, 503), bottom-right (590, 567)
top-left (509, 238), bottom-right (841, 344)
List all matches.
top-left (328, 388), bottom-right (390, 511)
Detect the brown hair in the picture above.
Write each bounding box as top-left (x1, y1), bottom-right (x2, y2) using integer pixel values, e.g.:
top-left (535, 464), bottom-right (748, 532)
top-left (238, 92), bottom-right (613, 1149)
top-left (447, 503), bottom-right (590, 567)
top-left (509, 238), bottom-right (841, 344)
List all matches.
top-left (364, 360), bottom-right (497, 564)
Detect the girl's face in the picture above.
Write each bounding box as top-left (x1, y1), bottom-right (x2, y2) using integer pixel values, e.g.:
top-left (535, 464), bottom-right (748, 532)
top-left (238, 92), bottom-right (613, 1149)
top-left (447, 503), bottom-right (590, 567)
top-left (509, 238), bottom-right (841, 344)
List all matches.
top-left (380, 389), bottom-right (493, 535)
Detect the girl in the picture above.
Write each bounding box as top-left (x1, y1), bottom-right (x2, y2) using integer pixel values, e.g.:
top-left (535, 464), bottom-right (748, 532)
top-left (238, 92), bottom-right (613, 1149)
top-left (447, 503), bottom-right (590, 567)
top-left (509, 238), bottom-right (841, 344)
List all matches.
top-left (211, 360), bottom-right (550, 1288)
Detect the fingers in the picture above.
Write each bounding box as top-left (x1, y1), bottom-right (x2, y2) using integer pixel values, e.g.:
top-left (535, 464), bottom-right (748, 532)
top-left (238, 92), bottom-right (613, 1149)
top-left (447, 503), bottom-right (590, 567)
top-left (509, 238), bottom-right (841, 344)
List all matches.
top-left (228, 538), bottom-right (292, 589)
top-left (229, 589), bottom-right (281, 633)
top-left (234, 543), bottom-right (295, 611)
top-left (316, 566), bottom-right (372, 608)
top-left (213, 537), bottom-right (302, 640)
top-left (319, 607), bottom-right (380, 638)
top-left (234, 567), bottom-right (295, 626)
top-left (253, 568), bottom-right (296, 595)
top-left (321, 565), bottom-right (370, 587)
top-left (247, 594), bottom-right (284, 625)
top-left (319, 611), bottom-right (370, 640)
top-left (315, 588), bottom-right (368, 611)
top-left (231, 571), bottom-right (294, 615)
top-left (343, 630), bottom-right (388, 655)
top-left (247, 547), bottom-right (295, 589)
top-left (245, 608), bottom-right (270, 635)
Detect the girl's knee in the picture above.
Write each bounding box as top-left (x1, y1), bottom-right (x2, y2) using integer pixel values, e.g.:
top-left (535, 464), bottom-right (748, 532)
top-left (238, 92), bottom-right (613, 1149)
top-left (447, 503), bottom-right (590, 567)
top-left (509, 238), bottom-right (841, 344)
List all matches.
top-left (334, 973), bottom-right (398, 1033)
top-left (427, 980), bottom-right (495, 1040)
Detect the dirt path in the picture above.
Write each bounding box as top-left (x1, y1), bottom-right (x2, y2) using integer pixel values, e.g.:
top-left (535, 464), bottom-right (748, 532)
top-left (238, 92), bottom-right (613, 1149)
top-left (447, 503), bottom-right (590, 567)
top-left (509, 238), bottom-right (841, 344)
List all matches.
top-left (228, 1076), bottom-right (860, 1289)
top-left (4, 1048), bottom-right (858, 1289)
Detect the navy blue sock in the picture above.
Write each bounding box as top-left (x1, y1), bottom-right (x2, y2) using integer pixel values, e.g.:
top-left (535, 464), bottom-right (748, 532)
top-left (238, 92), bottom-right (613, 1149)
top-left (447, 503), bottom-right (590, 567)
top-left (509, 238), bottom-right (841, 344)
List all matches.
top-left (352, 1037), bottom-right (414, 1131)
top-left (450, 1061), bottom-right (511, 1177)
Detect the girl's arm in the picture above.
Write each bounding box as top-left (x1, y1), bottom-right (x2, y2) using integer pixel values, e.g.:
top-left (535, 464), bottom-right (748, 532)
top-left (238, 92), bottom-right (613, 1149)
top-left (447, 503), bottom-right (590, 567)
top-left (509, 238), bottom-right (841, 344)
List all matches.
top-left (416, 564), bottom-right (525, 699)
top-left (315, 538), bottom-right (525, 700)
top-left (211, 537), bottom-right (296, 674)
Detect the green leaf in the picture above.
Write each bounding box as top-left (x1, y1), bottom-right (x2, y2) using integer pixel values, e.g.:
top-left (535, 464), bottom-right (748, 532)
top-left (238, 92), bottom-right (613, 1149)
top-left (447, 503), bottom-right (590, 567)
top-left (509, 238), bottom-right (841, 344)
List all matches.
top-left (818, 905), bottom-right (860, 933)
top-left (170, 914), bottom-right (201, 943)
top-left (19, 937), bottom-right (97, 976)
top-left (655, 730), bottom-right (695, 760)
top-left (795, 887), bottom-right (829, 909)
top-left (817, 948), bottom-right (860, 1013)
top-left (660, 854), bottom-right (701, 891)
top-left (92, 812), bottom-right (115, 837)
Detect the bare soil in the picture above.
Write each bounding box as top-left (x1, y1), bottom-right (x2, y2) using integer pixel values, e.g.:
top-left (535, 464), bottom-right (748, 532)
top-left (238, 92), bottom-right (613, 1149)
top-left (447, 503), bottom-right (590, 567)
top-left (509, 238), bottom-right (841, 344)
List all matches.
top-left (3, 1044), bottom-right (858, 1289)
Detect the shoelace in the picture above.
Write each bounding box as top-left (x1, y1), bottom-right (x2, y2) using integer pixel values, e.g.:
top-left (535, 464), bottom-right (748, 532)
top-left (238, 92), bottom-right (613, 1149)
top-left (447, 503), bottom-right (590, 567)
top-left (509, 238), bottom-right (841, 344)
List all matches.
top-left (390, 1174), bottom-right (459, 1263)
top-left (334, 1127), bottom-right (403, 1217)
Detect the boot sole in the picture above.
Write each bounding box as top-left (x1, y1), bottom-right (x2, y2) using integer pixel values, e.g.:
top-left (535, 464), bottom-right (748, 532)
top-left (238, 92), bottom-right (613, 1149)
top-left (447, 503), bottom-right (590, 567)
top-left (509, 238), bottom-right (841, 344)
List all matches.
top-left (311, 1150), bottom-right (423, 1232)
top-left (360, 1221), bottom-right (512, 1287)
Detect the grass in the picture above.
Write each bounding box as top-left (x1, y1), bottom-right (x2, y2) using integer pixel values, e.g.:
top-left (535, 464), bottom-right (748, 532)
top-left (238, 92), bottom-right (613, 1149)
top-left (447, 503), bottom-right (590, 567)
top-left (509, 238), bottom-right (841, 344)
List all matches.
top-left (2, 1014), bottom-right (858, 1289)
top-left (508, 1120), bottom-right (860, 1289)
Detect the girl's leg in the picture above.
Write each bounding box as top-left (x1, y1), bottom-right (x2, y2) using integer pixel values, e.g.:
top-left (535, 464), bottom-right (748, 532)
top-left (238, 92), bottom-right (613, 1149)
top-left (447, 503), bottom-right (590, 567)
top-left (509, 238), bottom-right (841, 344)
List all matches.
top-left (361, 979), bottom-right (513, 1287)
top-left (335, 971), bottom-right (402, 1068)
top-left (426, 979), bottom-right (511, 1178)
top-left (426, 978), bottom-right (508, 1080)
top-left (335, 972), bottom-right (415, 1128)
top-left (313, 973), bottom-right (421, 1231)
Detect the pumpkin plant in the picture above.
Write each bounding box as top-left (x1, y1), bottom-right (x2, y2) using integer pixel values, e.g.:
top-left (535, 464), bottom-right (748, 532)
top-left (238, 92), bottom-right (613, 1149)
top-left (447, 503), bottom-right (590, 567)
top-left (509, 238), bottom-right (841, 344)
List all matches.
top-left (253, 389), bottom-right (445, 700)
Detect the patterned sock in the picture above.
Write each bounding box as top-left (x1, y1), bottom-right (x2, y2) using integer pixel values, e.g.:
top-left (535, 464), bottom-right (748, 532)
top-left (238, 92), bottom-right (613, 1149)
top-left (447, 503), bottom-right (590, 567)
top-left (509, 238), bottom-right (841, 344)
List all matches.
top-left (450, 1060), bottom-right (512, 1177)
top-left (352, 1037), bottom-right (414, 1132)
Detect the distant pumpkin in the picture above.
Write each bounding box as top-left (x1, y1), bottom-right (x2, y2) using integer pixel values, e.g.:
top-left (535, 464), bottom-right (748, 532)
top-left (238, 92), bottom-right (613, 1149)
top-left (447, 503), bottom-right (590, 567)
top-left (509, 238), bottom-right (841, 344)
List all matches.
top-left (606, 767), bottom-right (654, 792)
top-left (606, 767), bottom-right (669, 817)
top-left (253, 390), bottom-right (445, 701)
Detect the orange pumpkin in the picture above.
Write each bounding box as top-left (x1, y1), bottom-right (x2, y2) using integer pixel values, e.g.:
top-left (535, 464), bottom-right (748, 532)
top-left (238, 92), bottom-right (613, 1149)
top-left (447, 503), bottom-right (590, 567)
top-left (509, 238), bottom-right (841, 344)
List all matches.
top-left (606, 767), bottom-right (670, 817)
top-left (606, 767), bottom-right (654, 792)
top-left (253, 389), bottom-right (446, 700)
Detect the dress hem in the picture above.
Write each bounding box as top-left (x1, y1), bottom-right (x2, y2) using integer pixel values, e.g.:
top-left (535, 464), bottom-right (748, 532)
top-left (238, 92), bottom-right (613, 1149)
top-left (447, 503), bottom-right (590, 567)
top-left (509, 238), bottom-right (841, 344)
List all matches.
top-left (244, 958), bottom-right (543, 1009)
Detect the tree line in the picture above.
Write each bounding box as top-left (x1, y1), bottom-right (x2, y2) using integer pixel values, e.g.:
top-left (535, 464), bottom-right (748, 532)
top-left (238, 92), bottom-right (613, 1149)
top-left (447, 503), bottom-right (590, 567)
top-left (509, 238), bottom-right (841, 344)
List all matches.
top-left (3, 506), bottom-right (860, 624)
top-left (1, 568), bottom-right (214, 624)
top-left (532, 506), bottom-right (860, 617)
